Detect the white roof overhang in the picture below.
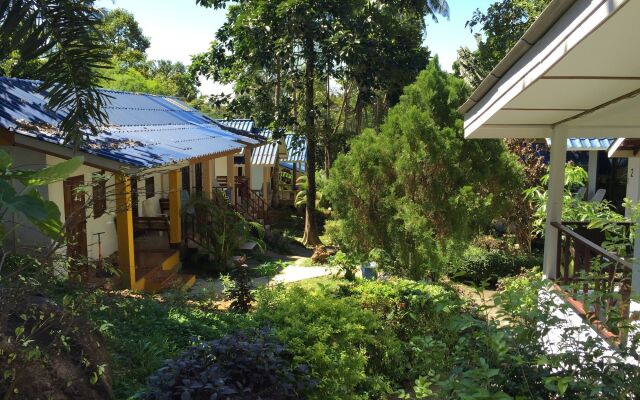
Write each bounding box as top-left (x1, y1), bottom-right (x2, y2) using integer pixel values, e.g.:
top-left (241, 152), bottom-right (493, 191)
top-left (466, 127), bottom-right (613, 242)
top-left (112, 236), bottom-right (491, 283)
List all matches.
top-left (462, 0), bottom-right (640, 140)
top-left (607, 137), bottom-right (640, 158)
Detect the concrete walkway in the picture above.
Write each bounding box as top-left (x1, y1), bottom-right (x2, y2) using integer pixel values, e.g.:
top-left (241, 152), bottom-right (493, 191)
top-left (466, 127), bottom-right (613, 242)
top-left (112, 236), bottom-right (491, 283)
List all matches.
top-left (189, 264), bottom-right (333, 299)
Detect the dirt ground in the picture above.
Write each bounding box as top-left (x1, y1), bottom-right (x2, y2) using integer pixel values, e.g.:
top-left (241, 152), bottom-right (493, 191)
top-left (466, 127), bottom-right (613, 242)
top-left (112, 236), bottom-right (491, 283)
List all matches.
top-left (452, 283), bottom-right (500, 321)
top-left (259, 243), bottom-right (314, 265)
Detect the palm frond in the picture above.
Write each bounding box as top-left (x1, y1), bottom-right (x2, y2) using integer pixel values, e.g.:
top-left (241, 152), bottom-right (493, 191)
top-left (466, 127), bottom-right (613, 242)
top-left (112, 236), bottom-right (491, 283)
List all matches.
top-left (0, 0), bottom-right (112, 146)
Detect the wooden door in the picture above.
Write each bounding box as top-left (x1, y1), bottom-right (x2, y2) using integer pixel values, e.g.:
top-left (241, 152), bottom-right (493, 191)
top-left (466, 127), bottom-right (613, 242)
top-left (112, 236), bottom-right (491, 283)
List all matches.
top-left (63, 175), bottom-right (88, 260)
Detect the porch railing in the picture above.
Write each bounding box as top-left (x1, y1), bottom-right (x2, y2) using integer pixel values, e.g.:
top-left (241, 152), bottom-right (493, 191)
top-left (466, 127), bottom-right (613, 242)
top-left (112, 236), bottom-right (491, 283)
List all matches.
top-left (234, 188), bottom-right (269, 225)
top-left (552, 222), bottom-right (632, 343)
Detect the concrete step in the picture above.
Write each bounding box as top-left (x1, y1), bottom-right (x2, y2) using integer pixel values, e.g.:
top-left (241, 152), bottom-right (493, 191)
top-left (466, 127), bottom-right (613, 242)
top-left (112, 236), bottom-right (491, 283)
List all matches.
top-left (134, 249), bottom-right (184, 292)
top-left (137, 268), bottom-right (196, 292)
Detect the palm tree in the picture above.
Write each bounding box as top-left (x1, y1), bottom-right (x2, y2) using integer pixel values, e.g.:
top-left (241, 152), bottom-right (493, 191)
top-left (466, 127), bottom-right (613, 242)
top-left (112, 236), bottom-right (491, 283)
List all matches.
top-left (0, 0), bottom-right (111, 145)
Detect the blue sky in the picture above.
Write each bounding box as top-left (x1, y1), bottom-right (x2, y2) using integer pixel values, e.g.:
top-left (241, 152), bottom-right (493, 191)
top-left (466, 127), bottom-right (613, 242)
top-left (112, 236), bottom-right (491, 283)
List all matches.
top-left (97, 0), bottom-right (494, 94)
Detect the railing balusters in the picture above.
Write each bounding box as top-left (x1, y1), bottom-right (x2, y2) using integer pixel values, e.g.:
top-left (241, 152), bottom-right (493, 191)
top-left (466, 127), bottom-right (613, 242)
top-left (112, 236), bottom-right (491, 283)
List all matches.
top-left (551, 222), bottom-right (633, 345)
top-left (583, 245), bottom-right (591, 297)
top-left (556, 229), bottom-right (562, 279)
top-left (563, 234), bottom-right (571, 284)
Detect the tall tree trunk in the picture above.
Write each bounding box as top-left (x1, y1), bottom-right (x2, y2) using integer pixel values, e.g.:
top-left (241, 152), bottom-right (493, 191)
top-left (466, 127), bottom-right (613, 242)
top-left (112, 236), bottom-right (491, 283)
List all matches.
top-left (302, 40), bottom-right (321, 247)
top-left (343, 82), bottom-right (350, 135)
top-left (324, 72), bottom-right (331, 178)
top-left (326, 83), bottom-right (351, 176)
top-left (354, 83), bottom-right (369, 135)
top-left (271, 67), bottom-right (282, 208)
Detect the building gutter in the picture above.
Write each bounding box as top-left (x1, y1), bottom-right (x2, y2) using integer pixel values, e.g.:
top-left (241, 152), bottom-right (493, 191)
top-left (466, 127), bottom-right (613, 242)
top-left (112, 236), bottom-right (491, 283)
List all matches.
top-left (458, 0), bottom-right (577, 114)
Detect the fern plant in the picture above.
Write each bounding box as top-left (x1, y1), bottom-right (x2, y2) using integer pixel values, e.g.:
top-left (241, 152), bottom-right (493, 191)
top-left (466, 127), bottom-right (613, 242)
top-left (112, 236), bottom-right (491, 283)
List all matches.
top-left (181, 192), bottom-right (265, 269)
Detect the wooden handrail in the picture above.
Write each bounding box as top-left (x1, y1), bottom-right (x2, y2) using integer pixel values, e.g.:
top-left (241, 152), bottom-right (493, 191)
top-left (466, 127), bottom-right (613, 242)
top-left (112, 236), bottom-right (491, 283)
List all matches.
top-left (551, 221), bottom-right (632, 344)
top-left (562, 220), bottom-right (632, 227)
top-left (551, 222), bottom-right (632, 271)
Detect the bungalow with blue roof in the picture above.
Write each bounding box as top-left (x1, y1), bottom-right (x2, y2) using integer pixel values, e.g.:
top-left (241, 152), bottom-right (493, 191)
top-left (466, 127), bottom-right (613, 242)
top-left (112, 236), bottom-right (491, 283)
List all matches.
top-left (215, 119), bottom-right (307, 207)
top-left (0, 77), bottom-right (267, 291)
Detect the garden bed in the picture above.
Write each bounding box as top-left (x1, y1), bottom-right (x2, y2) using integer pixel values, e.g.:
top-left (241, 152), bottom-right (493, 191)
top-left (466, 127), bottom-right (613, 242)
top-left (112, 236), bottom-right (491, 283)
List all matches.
top-left (4, 270), bottom-right (640, 399)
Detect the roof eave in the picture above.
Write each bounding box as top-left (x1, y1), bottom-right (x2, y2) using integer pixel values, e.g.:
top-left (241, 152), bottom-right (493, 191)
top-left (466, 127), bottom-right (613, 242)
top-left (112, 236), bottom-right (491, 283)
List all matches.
top-left (458, 0), bottom-right (577, 115)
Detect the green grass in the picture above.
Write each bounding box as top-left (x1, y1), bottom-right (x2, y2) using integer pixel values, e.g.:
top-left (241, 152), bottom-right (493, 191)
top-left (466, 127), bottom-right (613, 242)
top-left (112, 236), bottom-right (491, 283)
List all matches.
top-left (48, 275), bottom-right (338, 399)
top-left (289, 275), bottom-right (343, 291)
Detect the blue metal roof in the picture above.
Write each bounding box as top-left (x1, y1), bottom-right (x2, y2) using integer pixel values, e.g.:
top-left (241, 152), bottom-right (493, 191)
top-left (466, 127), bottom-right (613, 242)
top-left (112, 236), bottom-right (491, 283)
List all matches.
top-left (279, 161), bottom-right (306, 173)
top-left (250, 129), bottom-right (280, 166)
top-left (215, 119), bottom-right (256, 134)
top-left (285, 134), bottom-right (306, 163)
top-left (545, 137), bottom-right (613, 151)
top-left (0, 77), bottom-right (248, 168)
top-left (215, 119), bottom-right (306, 166)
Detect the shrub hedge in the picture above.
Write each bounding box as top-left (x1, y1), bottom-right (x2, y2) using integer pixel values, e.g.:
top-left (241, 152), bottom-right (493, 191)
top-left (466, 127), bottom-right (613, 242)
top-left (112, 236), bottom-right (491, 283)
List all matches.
top-left (450, 245), bottom-right (541, 287)
top-left (140, 276), bottom-right (640, 399)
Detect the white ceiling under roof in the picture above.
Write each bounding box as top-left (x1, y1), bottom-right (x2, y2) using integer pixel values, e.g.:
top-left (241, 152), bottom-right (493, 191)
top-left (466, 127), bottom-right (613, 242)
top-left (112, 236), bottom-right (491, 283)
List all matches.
top-left (463, 0), bottom-right (640, 140)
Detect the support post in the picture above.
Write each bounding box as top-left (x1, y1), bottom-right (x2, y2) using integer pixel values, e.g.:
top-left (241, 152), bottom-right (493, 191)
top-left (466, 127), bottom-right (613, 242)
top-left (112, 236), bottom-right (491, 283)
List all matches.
top-left (168, 169), bottom-right (181, 245)
top-left (625, 157), bottom-right (640, 294)
top-left (244, 146), bottom-right (252, 190)
top-left (587, 151), bottom-right (598, 199)
top-left (115, 173), bottom-right (136, 289)
top-left (292, 162), bottom-right (297, 191)
top-left (227, 154), bottom-right (236, 205)
top-left (543, 126), bottom-right (567, 279)
top-left (625, 157), bottom-right (640, 218)
top-left (202, 158), bottom-right (213, 199)
top-left (263, 166), bottom-right (270, 211)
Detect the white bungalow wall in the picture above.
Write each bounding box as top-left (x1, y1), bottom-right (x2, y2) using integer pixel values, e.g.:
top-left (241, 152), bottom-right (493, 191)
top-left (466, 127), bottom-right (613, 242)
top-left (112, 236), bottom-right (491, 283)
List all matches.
top-left (251, 167), bottom-right (264, 191)
top-left (46, 154), bottom-right (119, 261)
top-left (214, 157), bottom-right (227, 185)
top-left (213, 156), bottom-right (267, 191)
top-left (0, 146), bottom-right (121, 261)
top-left (1, 146), bottom-right (53, 253)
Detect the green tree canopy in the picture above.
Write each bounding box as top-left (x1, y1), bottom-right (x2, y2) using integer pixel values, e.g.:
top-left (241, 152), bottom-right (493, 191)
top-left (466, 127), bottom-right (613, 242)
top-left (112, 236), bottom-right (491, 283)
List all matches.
top-left (192, 0), bottom-right (450, 245)
top-left (327, 60), bottom-right (523, 279)
top-left (453, 0), bottom-right (552, 252)
top-left (98, 7), bottom-right (150, 68)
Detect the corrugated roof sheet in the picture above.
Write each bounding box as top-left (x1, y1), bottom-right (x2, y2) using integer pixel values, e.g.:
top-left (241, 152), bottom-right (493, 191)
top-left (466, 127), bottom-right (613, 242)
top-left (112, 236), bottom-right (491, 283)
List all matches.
top-left (215, 119), bottom-right (307, 166)
top-left (215, 119), bottom-right (256, 134)
top-left (285, 134), bottom-right (306, 163)
top-left (251, 129), bottom-right (280, 166)
top-left (216, 119), bottom-right (276, 165)
top-left (545, 138), bottom-right (613, 151)
top-left (0, 77), bottom-right (249, 168)
top-left (279, 161), bottom-right (306, 173)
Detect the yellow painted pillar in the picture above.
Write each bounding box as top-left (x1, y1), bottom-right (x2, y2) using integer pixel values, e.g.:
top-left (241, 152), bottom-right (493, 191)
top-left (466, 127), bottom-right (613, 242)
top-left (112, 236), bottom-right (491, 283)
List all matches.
top-left (227, 155), bottom-right (236, 205)
top-left (202, 158), bottom-right (213, 199)
top-left (263, 166), bottom-right (270, 211)
top-left (115, 173), bottom-right (136, 289)
top-left (169, 169), bottom-right (181, 245)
